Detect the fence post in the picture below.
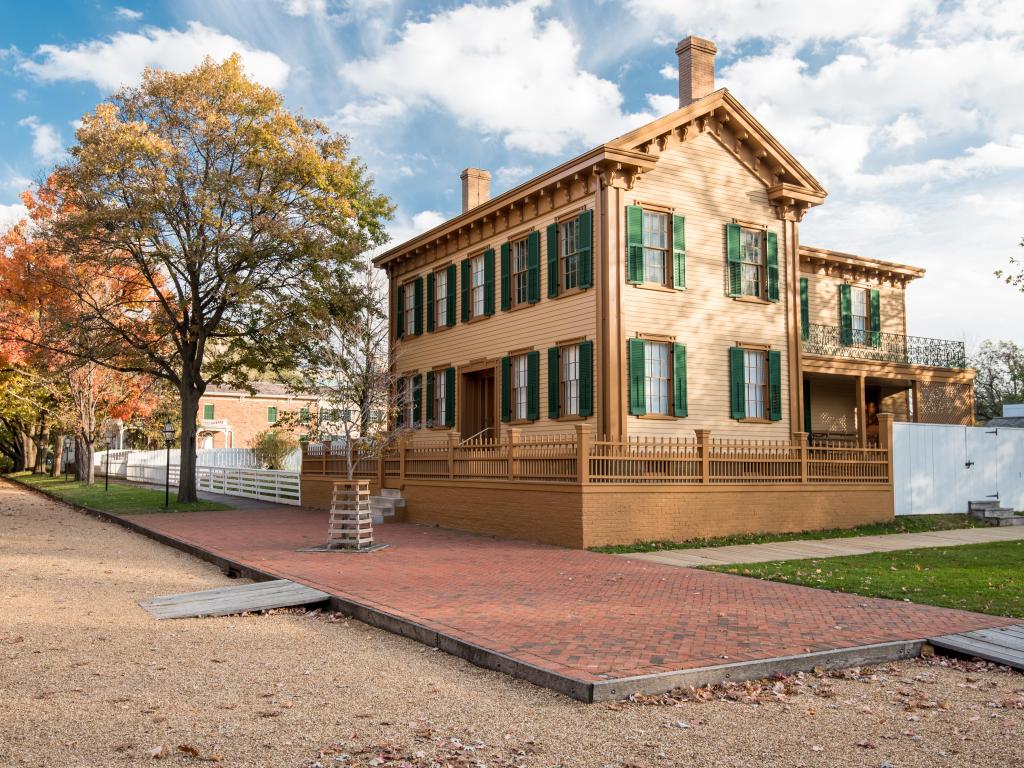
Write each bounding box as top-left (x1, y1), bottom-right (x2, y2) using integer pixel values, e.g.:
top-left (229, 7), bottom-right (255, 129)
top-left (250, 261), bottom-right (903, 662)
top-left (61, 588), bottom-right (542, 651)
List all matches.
top-left (794, 432), bottom-right (809, 483)
top-left (877, 412), bottom-right (894, 483)
top-left (448, 430), bottom-right (458, 479)
top-left (575, 423), bottom-right (592, 485)
top-left (695, 429), bottom-right (711, 484)
top-left (376, 444), bottom-right (385, 489)
top-left (398, 436), bottom-right (408, 482)
top-left (321, 442), bottom-right (327, 476)
top-left (507, 428), bottom-right (521, 481)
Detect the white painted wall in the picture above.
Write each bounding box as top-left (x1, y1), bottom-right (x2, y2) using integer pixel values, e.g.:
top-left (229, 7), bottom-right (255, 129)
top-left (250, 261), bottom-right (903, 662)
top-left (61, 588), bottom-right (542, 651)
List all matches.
top-left (893, 423), bottom-right (1024, 515)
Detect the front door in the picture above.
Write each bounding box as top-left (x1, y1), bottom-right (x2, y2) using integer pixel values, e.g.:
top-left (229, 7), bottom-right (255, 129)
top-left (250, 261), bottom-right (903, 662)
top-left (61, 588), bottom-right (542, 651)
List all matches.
top-left (461, 367), bottom-right (496, 440)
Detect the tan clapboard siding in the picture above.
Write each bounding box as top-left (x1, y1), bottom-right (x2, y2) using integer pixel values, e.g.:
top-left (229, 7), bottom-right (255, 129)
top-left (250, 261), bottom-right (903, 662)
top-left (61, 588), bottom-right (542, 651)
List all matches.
top-left (807, 378), bottom-right (857, 435)
top-left (394, 197), bottom-right (599, 439)
top-left (804, 271), bottom-right (907, 334)
top-left (621, 133), bottom-right (791, 439)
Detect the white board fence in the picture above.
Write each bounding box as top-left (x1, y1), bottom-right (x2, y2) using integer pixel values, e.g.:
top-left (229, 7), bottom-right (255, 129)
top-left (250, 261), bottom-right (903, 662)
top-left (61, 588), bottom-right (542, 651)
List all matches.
top-left (893, 423), bottom-right (1024, 515)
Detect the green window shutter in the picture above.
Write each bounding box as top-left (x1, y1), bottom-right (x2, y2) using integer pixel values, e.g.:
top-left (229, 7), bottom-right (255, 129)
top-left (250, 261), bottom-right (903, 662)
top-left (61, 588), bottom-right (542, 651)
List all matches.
top-left (626, 205), bottom-right (644, 284)
top-left (579, 340), bottom-right (594, 418)
top-left (500, 243), bottom-right (511, 311)
top-left (446, 264), bottom-right (457, 326)
top-left (203, 403), bottom-right (214, 420)
top-left (425, 370), bottom-right (435, 424)
top-left (726, 223), bottom-right (742, 296)
top-left (483, 248), bottom-right (496, 316)
top-left (527, 231), bottom-right (541, 303)
top-left (413, 277), bottom-right (423, 335)
top-left (671, 214), bottom-right (686, 290)
top-left (526, 350), bottom-right (540, 420)
top-left (396, 283), bottom-right (405, 338)
top-left (299, 407), bottom-right (309, 423)
top-left (628, 338), bottom-right (647, 416)
top-left (799, 277), bottom-right (810, 341)
top-left (578, 209), bottom-right (593, 289)
top-left (426, 272), bottom-right (435, 332)
top-left (500, 356), bottom-right (512, 422)
top-left (460, 259), bottom-right (471, 323)
top-left (268, 406), bottom-right (278, 423)
top-left (729, 346), bottom-right (746, 419)
top-left (547, 346), bottom-right (560, 419)
top-left (839, 284), bottom-right (853, 345)
top-left (546, 223), bottom-right (559, 298)
top-left (444, 367), bottom-right (456, 428)
top-left (869, 288), bottom-right (882, 348)
top-left (766, 231), bottom-right (779, 302)
top-left (768, 350), bottom-right (783, 421)
top-left (672, 343), bottom-right (688, 417)
top-left (412, 374), bottom-right (423, 426)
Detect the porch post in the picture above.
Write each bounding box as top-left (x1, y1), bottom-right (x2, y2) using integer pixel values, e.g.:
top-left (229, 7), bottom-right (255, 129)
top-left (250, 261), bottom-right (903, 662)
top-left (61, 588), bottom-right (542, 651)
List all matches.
top-left (856, 375), bottom-right (867, 447)
top-left (575, 423), bottom-right (592, 485)
top-left (877, 412), bottom-right (894, 484)
top-left (321, 441), bottom-right (327, 476)
top-left (695, 429), bottom-right (711, 484)
top-left (793, 432), bottom-right (809, 483)
top-left (910, 380), bottom-right (921, 423)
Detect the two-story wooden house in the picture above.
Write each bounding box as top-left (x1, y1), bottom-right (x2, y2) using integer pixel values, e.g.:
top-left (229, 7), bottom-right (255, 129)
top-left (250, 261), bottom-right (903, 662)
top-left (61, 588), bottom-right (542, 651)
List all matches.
top-left (303, 36), bottom-right (973, 548)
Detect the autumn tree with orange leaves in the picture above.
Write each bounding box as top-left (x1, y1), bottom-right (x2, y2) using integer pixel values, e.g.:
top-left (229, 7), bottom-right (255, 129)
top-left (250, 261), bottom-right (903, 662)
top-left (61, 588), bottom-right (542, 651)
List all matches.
top-left (23, 55), bottom-right (391, 502)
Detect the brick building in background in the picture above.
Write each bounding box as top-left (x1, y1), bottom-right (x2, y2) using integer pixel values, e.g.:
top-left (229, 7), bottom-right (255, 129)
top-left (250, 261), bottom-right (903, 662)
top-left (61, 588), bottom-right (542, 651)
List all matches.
top-left (197, 382), bottom-right (317, 449)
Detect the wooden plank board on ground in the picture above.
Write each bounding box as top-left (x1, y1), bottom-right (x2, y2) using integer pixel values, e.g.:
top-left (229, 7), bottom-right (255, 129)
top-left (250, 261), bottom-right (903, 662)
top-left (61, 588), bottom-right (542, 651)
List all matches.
top-left (139, 579), bottom-right (330, 620)
top-left (929, 624), bottom-right (1024, 670)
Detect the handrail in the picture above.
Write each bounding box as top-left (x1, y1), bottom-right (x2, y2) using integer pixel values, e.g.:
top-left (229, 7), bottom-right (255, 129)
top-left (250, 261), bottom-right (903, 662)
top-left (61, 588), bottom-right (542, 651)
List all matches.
top-left (459, 427), bottom-right (493, 445)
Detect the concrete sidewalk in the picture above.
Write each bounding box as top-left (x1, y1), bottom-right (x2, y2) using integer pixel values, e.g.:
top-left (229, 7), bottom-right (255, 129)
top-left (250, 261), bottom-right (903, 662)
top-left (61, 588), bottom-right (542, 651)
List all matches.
top-left (619, 525), bottom-right (1024, 568)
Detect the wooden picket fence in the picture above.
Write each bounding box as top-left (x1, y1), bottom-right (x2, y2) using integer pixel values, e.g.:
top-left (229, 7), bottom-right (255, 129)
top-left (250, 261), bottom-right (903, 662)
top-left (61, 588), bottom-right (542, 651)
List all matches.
top-left (302, 424), bottom-right (891, 486)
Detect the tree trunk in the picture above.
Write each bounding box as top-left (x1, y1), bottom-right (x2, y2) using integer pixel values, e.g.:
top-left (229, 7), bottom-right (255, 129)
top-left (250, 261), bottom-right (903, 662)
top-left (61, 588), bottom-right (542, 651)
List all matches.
top-left (21, 430), bottom-right (36, 473)
top-left (51, 434), bottom-right (65, 478)
top-left (32, 417), bottom-right (49, 474)
top-left (75, 435), bottom-right (95, 484)
top-left (177, 376), bottom-right (202, 503)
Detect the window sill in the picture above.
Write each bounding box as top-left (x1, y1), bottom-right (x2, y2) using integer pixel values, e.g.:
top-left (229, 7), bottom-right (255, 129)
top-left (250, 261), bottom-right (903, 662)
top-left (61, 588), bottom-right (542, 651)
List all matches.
top-left (464, 313), bottom-right (492, 325)
top-left (554, 414), bottom-right (587, 422)
top-left (507, 418), bottom-right (536, 426)
top-left (550, 285), bottom-right (591, 300)
top-left (430, 323), bottom-right (455, 333)
top-left (636, 413), bottom-right (678, 421)
top-left (738, 417), bottom-right (773, 424)
top-left (731, 295), bottom-right (772, 305)
top-left (505, 300), bottom-right (539, 313)
top-left (630, 282), bottom-right (680, 294)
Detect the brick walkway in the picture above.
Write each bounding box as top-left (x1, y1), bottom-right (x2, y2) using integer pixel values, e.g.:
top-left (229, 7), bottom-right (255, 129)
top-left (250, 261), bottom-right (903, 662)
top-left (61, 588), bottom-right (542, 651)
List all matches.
top-left (118, 507), bottom-right (1018, 694)
top-left (622, 526), bottom-right (1024, 568)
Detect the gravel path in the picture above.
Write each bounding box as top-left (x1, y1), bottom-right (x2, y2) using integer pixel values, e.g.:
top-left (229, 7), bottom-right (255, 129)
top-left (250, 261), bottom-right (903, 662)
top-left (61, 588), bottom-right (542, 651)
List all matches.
top-left (1, 480), bottom-right (1022, 768)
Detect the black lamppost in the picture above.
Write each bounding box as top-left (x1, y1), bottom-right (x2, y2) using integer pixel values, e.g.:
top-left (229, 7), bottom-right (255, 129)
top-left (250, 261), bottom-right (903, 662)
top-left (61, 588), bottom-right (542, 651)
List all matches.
top-left (104, 425), bottom-right (115, 492)
top-left (63, 436), bottom-right (73, 482)
top-left (161, 421), bottom-right (175, 508)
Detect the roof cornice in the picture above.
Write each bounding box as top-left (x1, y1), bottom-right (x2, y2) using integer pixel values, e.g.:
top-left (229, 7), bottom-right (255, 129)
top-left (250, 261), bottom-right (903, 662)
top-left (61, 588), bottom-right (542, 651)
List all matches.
top-left (800, 245), bottom-right (925, 283)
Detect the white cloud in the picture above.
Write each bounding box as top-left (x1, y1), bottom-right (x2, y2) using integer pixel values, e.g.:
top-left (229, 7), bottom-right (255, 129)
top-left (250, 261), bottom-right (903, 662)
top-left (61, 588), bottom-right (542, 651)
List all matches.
top-left (626, 0), bottom-right (933, 45)
top-left (645, 92), bottom-right (678, 115)
top-left (659, 64), bottom-right (676, 80)
top-left (13, 88), bottom-right (27, 102)
top-left (277, 0), bottom-right (327, 15)
top-left (884, 113), bottom-right (926, 149)
top-left (386, 209), bottom-right (448, 249)
top-left (340, 0), bottom-right (652, 154)
top-left (0, 202), bottom-right (28, 235)
top-left (114, 6), bottom-right (143, 20)
top-left (495, 165), bottom-right (534, 186)
top-left (20, 21), bottom-right (290, 91)
top-left (18, 116), bottom-right (64, 164)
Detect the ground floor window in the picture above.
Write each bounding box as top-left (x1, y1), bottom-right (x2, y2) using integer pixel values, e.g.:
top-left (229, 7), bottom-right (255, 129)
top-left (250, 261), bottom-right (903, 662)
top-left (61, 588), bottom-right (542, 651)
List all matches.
top-left (560, 344), bottom-right (580, 416)
top-left (743, 349), bottom-right (767, 419)
top-left (512, 354), bottom-right (529, 420)
top-left (644, 341), bottom-right (671, 415)
top-left (433, 370), bottom-right (447, 426)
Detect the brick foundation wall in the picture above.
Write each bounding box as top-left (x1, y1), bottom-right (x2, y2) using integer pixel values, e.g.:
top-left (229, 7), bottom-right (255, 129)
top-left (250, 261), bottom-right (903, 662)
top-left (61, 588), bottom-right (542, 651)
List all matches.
top-left (302, 476), bottom-right (381, 510)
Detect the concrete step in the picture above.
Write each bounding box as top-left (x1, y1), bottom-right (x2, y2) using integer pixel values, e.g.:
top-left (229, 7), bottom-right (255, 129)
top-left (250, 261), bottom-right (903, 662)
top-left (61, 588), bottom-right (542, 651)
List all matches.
top-left (996, 516), bottom-right (1024, 526)
top-left (970, 507), bottom-right (1017, 519)
top-left (380, 488), bottom-right (403, 499)
top-left (969, 500), bottom-right (1003, 512)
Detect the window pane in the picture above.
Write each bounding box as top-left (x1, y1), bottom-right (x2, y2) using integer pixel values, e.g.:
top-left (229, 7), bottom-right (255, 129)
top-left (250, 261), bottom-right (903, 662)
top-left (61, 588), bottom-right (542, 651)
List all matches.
top-left (512, 354), bottom-right (528, 420)
top-left (561, 219), bottom-right (579, 291)
top-left (404, 283), bottom-right (416, 331)
top-left (740, 229), bottom-right (763, 297)
top-left (644, 341), bottom-right (670, 415)
top-left (435, 270), bottom-right (447, 327)
top-left (642, 211), bottom-right (667, 285)
top-left (561, 344), bottom-right (580, 416)
top-left (512, 239), bottom-right (529, 305)
top-left (851, 287), bottom-right (869, 344)
top-left (472, 256), bottom-right (485, 316)
top-left (434, 371), bottom-right (446, 425)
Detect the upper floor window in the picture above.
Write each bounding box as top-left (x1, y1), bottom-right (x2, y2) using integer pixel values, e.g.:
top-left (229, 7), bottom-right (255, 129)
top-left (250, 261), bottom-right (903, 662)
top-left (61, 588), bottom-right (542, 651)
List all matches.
top-left (512, 238), bottom-right (529, 306)
top-left (471, 254), bottom-right (486, 317)
top-left (435, 268), bottom-right (449, 329)
top-left (740, 228), bottom-right (764, 298)
top-left (203, 403), bottom-right (214, 420)
top-left (626, 206), bottom-right (686, 289)
top-left (403, 282), bottom-right (416, 334)
top-left (560, 218), bottom-right (579, 291)
top-left (839, 284), bottom-right (881, 348)
top-left (850, 286), bottom-right (869, 345)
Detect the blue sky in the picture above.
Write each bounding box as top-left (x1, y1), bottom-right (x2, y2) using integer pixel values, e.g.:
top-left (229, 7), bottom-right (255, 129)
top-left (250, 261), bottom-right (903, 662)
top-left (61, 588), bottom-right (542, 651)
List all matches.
top-left (2, 0), bottom-right (1023, 346)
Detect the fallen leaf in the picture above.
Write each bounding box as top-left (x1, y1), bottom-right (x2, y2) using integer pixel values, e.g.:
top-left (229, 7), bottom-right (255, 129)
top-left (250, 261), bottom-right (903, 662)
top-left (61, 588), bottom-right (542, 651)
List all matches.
top-left (178, 744), bottom-right (200, 757)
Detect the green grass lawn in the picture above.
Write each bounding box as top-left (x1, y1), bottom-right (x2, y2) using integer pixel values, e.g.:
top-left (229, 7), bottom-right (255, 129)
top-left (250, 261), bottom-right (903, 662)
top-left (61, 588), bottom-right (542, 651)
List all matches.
top-left (7, 473), bottom-right (232, 515)
top-left (704, 540), bottom-right (1024, 618)
top-left (590, 514), bottom-right (989, 554)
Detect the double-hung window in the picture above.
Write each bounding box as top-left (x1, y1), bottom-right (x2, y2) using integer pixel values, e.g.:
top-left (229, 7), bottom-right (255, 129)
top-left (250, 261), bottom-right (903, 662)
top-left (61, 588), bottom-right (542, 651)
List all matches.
top-left (850, 286), bottom-right (869, 346)
top-left (512, 238), bottom-right (529, 306)
top-left (433, 370), bottom-right (447, 427)
top-left (511, 354), bottom-right (529, 420)
top-left (560, 344), bottom-right (580, 416)
top-left (642, 210), bottom-right (669, 286)
top-left (560, 218), bottom-right (579, 291)
top-left (740, 228), bottom-right (764, 298)
top-left (471, 255), bottom-right (486, 317)
top-left (435, 269), bottom-right (448, 329)
top-left (644, 341), bottom-right (672, 416)
top-left (743, 349), bottom-right (768, 419)
top-left (403, 282), bottom-right (416, 334)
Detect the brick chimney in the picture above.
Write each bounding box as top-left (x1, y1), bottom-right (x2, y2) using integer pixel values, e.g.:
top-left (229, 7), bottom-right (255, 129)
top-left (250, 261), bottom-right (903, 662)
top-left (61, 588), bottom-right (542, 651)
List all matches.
top-left (675, 36), bottom-right (718, 107)
top-left (460, 168), bottom-right (491, 213)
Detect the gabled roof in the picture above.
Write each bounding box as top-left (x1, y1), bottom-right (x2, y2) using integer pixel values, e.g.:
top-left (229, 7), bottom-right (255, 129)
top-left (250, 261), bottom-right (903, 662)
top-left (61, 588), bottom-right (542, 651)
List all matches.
top-left (375, 88), bottom-right (827, 270)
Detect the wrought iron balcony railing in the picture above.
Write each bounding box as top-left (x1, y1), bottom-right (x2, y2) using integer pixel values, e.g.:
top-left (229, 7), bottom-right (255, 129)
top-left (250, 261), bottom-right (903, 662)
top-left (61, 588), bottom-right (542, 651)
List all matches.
top-left (802, 324), bottom-right (967, 369)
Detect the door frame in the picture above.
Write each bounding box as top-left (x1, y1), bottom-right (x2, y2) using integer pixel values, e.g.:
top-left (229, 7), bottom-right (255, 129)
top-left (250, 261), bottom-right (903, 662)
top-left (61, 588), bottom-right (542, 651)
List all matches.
top-left (458, 358), bottom-right (500, 439)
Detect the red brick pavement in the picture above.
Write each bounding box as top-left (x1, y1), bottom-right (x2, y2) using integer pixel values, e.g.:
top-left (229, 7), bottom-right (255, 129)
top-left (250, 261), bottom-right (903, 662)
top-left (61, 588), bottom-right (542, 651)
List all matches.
top-left (127, 507), bottom-right (1015, 683)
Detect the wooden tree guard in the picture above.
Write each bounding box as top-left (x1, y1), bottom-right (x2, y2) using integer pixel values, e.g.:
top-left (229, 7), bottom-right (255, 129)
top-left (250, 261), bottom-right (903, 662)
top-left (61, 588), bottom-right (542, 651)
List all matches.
top-left (328, 480), bottom-right (373, 550)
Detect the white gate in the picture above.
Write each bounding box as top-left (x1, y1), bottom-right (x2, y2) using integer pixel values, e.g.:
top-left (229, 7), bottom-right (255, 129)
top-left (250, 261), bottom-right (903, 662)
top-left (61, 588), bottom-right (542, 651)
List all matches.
top-left (893, 423), bottom-right (1024, 515)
